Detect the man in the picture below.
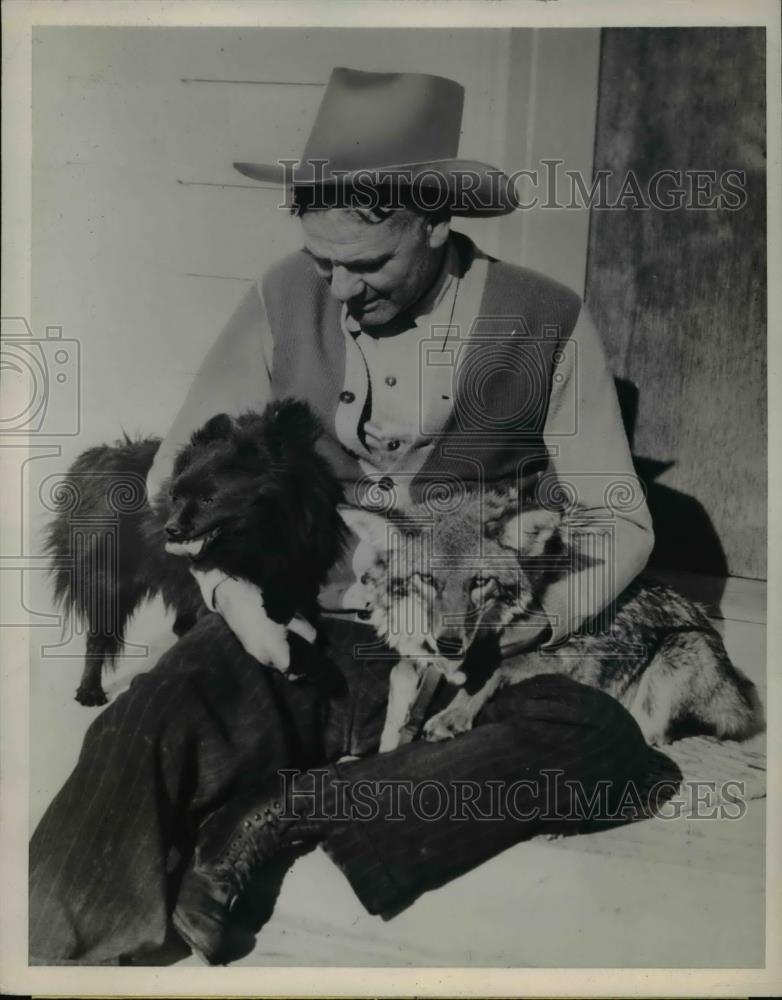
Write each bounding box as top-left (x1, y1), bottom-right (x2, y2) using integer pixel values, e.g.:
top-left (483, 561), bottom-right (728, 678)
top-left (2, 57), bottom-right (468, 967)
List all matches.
top-left (30, 68), bottom-right (656, 966)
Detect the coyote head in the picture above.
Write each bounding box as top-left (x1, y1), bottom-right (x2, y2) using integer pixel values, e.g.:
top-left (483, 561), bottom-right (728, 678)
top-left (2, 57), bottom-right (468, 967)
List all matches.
top-left (341, 490), bottom-right (565, 684)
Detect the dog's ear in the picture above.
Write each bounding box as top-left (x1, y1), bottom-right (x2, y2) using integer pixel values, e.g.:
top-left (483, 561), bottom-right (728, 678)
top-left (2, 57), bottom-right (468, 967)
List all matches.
top-left (190, 413), bottom-right (234, 446)
top-left (339, 506), bottom-right (389, 550)
top-left (262, 398), bottom-right (322, 453)
top-left (497, 506), bottom-right (562, 558)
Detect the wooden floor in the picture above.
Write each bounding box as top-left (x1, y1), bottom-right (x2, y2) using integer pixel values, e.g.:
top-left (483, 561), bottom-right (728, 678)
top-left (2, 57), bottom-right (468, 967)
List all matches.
top-left (29, 572), bottom-right (767, 968)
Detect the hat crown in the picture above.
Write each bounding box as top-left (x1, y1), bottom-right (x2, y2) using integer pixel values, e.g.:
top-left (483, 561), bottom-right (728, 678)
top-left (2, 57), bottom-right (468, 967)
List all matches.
top-left (300, 67), bottom-right (465, 174)
top-left (232, 66), bottom-right (519, 217)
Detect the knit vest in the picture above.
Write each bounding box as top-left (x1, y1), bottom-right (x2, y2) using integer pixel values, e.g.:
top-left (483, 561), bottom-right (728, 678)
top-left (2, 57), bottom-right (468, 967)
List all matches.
top-left (263, 232), bottom-right (582, 504)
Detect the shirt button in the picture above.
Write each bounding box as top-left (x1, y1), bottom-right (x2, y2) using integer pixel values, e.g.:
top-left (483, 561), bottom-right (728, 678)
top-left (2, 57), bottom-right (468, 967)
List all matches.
top-left (339, 390), bottom-right (356, 404)
top-left (385, 375), bottom-right (397, 387)
top-left (387, 439), bottom-right (400, 452)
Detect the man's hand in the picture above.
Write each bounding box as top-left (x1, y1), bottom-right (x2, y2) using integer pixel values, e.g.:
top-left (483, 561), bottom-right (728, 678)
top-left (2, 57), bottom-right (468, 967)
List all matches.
top-left (191, 569), bottom-right (290, 672)
top-left (499, 617), bottom-right (553, 659)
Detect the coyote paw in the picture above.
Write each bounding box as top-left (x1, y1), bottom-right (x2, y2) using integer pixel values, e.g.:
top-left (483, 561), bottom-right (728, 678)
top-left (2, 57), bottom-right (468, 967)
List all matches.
top-left (75, 685), bottom-right (108, 707)
top-left (378, 729), bottom-right (402, 753)
top-left (423, 704), bottom-right (475, 742)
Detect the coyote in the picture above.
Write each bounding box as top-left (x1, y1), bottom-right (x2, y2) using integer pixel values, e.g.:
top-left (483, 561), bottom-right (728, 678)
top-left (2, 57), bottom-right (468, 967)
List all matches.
top-left (342, 490), bottom-right (761, 751)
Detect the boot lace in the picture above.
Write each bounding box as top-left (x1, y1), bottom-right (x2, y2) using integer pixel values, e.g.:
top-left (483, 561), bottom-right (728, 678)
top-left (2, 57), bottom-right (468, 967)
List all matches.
top-left (210, 799), bottom-right (287, 900)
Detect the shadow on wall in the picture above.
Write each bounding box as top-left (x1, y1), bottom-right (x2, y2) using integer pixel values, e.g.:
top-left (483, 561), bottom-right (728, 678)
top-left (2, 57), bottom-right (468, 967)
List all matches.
top-left (614, 377), bottom-right (728, 603)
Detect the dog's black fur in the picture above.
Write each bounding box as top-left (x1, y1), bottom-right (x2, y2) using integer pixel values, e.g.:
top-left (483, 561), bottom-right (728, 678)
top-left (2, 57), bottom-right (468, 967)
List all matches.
top-left (45, 399), bottom-right (347, 705)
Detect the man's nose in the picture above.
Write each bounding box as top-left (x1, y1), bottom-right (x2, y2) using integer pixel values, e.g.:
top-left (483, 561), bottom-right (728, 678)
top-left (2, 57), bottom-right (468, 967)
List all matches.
top-left (329, 265), bottom-right (364, 302)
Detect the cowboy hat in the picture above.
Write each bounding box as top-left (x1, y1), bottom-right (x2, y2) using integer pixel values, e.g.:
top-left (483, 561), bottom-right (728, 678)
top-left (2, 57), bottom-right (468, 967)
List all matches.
top-left (233, 67), bottom-right (519, 217)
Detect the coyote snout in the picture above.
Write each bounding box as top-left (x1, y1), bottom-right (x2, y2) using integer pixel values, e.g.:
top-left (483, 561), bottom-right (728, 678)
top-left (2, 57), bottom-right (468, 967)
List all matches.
top-left (435, 629), bottom-right (464, 660)
top-left (430, 590), bottom-right (489, 683)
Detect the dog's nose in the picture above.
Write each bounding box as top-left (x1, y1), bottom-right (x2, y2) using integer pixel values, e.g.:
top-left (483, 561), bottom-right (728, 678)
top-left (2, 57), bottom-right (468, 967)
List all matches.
top-left (436, 633), bottom-right (464, 659)
top-left (165, 523), bottom-right (184, 541)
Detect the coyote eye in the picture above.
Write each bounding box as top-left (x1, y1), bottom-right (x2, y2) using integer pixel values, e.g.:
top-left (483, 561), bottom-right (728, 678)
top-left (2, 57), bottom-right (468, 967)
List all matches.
top-left (470, 575), bottom-right (496, 595)
top-left (390, 579), bottom-right (409, 597)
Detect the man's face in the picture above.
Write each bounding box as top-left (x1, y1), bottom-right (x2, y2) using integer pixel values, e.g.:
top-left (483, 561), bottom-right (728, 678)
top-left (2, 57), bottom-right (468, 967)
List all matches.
top-left (299, 207), bottom-right (447, 328)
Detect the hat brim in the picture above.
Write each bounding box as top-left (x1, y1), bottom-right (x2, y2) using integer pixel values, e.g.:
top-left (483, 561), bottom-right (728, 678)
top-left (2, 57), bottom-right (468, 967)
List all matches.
top-left (233, 158), bottom-right (519, 217)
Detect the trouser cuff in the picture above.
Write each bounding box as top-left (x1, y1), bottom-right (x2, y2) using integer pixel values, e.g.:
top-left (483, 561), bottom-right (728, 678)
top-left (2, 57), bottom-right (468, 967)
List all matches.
top-left (317, 759), bottom-right (414, 918)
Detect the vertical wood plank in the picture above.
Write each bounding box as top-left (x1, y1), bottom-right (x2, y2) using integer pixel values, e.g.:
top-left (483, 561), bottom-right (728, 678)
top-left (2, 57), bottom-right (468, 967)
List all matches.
top-left (496, 28), bottom-right (601, 294)
top-left (586, 27), bottom-right (767, 579)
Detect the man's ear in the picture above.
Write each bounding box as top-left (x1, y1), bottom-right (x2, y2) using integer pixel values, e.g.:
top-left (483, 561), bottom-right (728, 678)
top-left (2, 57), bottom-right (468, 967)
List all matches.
top-left (499, 506), bottom-right (562, 558)
top-left (427, 215), bottom-right (451, 250)
top-left (338, 506), bottom-right (389, 550)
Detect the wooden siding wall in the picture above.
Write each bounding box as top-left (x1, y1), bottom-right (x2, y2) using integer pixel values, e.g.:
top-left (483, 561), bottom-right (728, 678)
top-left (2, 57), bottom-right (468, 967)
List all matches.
top-left (32, 27), bottom-right (603, 467)
top-left (503, 28), bottom-right (601, 296)
top-left (32, 26), bottom-right (519, 465)
top-left (586, 28), bottom-right (767, 580)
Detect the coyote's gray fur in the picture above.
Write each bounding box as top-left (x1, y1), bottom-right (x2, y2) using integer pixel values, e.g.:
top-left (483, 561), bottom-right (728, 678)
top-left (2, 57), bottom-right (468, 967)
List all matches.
top-left (342, 490), bottom-right (761, 750)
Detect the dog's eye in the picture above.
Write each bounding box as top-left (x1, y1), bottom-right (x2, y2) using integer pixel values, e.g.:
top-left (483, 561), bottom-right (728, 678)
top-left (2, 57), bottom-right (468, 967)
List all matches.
top-left (414, 572), bottom-right (435, 588)
top-left (200, 496), bottom-right (214, 505)
top-left (390, 579), bottom-right (408, 598)
top-left (471, 575), bottom-right (495, 593)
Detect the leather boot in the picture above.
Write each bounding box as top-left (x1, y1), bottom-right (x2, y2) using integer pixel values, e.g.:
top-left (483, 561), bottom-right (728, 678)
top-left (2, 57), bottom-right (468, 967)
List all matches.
top-left (172, 770), bottom-right (340, 964)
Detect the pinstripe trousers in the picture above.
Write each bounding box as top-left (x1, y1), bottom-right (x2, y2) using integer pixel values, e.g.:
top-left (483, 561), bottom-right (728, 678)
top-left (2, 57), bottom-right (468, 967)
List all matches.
top-left (29, 613), bottom-right (656, 965)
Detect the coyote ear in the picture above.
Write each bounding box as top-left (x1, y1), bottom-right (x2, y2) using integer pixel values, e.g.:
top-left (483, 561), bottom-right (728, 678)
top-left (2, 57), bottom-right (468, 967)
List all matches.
top-left (499, 506), bottom-right (562, 557)
top-left (339, 506), bottom-right (389, 550)
top-left (191, 413), bottom-right (234, 446)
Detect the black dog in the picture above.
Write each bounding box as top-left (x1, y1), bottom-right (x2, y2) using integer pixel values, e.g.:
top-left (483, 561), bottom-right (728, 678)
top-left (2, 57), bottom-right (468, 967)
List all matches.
top-left (45, 399), bottom-right (347, 705)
